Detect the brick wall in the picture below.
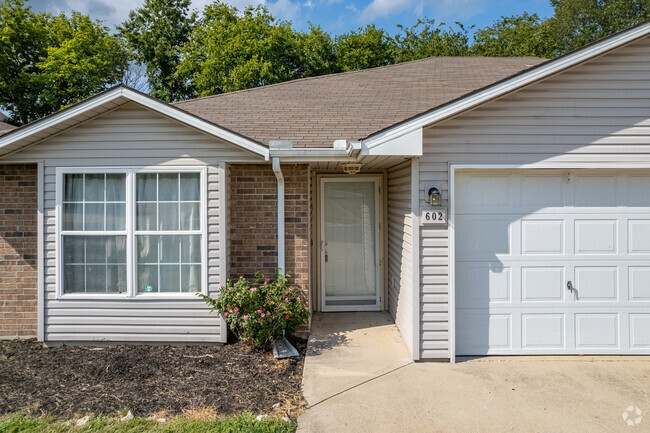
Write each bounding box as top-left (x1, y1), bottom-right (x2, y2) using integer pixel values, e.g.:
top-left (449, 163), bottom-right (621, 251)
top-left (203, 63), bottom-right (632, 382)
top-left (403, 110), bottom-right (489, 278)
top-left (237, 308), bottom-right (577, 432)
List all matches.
top-left (0, 164), bottom-right (38, 338)
top-left (229, 164), bottom-right (310, 300)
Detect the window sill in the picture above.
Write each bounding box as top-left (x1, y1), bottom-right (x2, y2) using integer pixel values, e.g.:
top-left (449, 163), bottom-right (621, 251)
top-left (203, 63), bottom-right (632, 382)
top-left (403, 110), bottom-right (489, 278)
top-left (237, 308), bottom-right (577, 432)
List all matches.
top-left (56, 293), bottom-right (207, 301)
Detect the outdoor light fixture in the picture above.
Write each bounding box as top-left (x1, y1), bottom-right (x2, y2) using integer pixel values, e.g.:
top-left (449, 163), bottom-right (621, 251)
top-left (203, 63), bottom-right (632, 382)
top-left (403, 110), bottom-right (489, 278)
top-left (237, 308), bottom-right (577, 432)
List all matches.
top-left (342, 163), bottom-right (362, 175)
top-left (428, 186), bottom-right (442, 206)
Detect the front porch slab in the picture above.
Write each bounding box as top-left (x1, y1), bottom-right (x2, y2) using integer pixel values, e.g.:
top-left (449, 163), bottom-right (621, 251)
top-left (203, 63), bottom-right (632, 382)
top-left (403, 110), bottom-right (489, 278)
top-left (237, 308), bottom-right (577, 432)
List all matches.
top-left (300, 312), bottom-right (412, 407)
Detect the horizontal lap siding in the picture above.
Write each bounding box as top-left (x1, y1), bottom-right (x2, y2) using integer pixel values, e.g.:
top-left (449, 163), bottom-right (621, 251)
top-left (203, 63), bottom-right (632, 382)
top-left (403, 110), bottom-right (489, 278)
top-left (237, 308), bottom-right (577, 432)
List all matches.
top-left (419, 35), bottom-right (650, 359)
top-left (4, 103), bottom-right (262, 343)
top-left (387, 160), bottom-right (413, 353)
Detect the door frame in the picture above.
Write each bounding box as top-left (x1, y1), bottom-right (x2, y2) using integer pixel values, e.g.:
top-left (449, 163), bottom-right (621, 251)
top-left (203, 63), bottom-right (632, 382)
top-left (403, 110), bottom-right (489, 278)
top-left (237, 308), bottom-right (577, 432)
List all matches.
top-left (318, 175), bottom-right (383, 312)
top-left (449, 162), bottom-right (650, 362)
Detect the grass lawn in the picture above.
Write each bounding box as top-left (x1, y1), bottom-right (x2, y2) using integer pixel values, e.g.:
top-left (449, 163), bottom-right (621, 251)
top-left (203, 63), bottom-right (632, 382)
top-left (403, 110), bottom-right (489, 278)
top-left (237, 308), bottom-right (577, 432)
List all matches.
top-left (0, 413), bottom-right (296, 433)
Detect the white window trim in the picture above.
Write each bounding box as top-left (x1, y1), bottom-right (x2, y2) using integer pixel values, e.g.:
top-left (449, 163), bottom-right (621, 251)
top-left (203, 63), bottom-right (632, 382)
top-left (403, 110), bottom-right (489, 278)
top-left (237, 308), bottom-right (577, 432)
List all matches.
top-left (55, 166), bottom-right (208, 299)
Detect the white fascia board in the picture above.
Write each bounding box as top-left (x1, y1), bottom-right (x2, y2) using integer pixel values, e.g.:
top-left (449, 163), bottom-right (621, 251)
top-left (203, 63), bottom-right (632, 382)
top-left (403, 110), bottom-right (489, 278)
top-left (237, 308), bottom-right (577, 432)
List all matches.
top-left (363, 21), bottom-right (650, 153)
top-left (362, 127), bottom-right (422, 156)
top-left (0, 87), bottom-right (269, 160)
top-left (269, 141), bottom-right (362, 161)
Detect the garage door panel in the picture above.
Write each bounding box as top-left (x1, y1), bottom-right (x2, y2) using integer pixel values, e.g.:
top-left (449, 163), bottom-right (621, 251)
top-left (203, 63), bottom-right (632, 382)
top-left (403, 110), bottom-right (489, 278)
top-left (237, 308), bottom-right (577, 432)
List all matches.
top-left (456, 174), bottom-right (512, 212)
top-left (574, 175), bottom-right (618, 207)
top-left (574, 219), bottom-right (618, 254)
top-left (521, 220), bottom-right (564, 255)
top-left (575, 313), bottom-right (619, 348)
top-left (456, 170), bottom-right (650, 355)
top-left (628, 220), bottom-right (650, 253)
top-left (521, 175), bottom-right (565, 208)
top-left (630, 314), bottom-right (650, 347)
top-left (457, 311), bottom-right (511, 353)
top-left (627, 175), bottom-right (650, 205)
top-left (629, 267), bottom-right (650, 300)
top-left (456, 263), bottom-right (511, 307)
top-left (575, 267), bottom-right (618, 301)
top-left (522, 314), bottom-right (565, 349)
top-left (456, 215), bottom-right (512, 258)
top-left (521, 267), bottom-right (565, 301)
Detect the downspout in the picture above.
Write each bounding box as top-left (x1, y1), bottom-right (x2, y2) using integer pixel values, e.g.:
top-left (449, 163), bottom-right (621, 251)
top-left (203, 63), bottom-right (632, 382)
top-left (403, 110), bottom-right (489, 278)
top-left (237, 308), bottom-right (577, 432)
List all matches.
top-left (272, 157), bottom-right (285, 275)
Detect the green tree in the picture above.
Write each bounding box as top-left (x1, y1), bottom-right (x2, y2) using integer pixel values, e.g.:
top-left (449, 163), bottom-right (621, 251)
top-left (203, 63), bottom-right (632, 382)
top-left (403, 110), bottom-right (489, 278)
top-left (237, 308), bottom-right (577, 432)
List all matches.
top-left (472, 13), bottom-right (555, 57)
top-left (0, 0), bottom-right (50, 124)
top-left (335, 24), bottom-right (394, 71)
top-left (176, 2), bottom-right (301, 96)
top-left (298, 23), bottom-right (340, 77)
top-left (39, 12), bottom-right (128, 109)
top-left (393, 19), bottom-right (472, 62)
top-left (119, 0), bottom-right (196, 102)
top-left (0, 0), bottom-right (126, 125)
top-left (548, 0), bottom-right (650, 55)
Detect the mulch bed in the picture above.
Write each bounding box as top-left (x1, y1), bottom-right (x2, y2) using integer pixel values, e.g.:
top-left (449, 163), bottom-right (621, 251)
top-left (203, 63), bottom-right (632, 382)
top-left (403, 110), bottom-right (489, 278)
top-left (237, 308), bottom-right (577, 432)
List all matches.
top-left (0, 337), bottom-right (307, 419)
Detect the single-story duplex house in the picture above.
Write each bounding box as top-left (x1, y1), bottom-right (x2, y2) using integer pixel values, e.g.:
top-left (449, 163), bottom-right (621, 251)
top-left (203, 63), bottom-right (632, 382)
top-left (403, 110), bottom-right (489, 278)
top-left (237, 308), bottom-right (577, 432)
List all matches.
top-left (1, 22), bottom-right (650, 361)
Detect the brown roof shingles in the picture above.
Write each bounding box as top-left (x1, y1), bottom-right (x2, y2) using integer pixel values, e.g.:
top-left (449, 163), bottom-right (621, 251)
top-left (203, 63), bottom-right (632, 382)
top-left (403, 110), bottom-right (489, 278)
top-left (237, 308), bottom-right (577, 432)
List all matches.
top-left (174, 56), bottom-right (546, 148)
top-left (0, 113), bottom-right (16, 135)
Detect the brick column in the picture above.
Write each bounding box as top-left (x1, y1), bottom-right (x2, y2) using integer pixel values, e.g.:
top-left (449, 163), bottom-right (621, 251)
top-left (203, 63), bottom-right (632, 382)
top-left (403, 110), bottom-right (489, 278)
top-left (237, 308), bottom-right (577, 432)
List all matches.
top-left (228, 164), bottom-right (310, 299)
top-left (0, 164), bottom-right (38, 338)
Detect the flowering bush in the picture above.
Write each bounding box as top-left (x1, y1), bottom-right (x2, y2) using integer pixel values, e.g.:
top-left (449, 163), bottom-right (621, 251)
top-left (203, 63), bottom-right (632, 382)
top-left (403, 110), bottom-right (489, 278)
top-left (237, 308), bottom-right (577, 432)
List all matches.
top-left (198, 272), bottom-right (310, 348)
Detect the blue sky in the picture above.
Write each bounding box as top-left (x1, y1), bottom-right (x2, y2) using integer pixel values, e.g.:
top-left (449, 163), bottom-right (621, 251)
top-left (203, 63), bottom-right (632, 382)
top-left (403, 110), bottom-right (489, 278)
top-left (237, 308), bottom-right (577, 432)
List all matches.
top-left (27, 0), bottom-right (555, 35)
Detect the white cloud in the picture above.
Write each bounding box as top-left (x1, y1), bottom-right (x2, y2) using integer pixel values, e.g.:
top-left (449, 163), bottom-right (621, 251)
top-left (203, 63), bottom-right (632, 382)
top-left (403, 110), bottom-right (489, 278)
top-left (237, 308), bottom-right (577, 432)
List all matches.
top-left (359, 0), bottom-right (415, 22)
top-left (266, 0), bottom-right (302, 21)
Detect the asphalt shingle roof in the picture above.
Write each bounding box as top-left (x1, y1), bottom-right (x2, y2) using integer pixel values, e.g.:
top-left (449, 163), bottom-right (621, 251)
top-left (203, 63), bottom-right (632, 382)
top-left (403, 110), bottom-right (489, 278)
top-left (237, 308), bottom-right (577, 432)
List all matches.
top-left (0, 113), bottom-right (15, 135)
top-left (173, 56), bottom-right (546, 148)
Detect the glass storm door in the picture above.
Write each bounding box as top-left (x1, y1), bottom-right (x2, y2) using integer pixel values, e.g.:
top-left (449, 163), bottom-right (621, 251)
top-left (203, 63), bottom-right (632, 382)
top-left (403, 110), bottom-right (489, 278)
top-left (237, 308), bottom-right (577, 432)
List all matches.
top-left (320, 177), bottom-right (381, 312)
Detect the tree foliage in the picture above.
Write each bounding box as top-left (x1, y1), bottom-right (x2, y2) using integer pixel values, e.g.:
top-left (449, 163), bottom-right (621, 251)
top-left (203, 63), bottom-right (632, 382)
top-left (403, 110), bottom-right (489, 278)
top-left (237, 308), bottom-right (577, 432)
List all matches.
top-left (335, 24), bottom-right (394, 71)
top-left (176, 2), bottom-right (300, 96)
top-left (472, 13), bottom-right (556, 57)
top-left (548, 0), bottom-right (650, 54)
top-left (393, 19), bottom-right (471, 62)
top-left (0, 0), bottom-right (127, 125)
top-left (119, 0), bottom-right (196, 101)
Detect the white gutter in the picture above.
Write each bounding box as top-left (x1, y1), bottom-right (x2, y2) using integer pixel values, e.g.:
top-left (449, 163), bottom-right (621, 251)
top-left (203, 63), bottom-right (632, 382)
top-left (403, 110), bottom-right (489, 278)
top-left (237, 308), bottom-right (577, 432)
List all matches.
top-left (272, 157), bottom-right (285, 275)
top-left (269, 140), bottom-right (362, 161)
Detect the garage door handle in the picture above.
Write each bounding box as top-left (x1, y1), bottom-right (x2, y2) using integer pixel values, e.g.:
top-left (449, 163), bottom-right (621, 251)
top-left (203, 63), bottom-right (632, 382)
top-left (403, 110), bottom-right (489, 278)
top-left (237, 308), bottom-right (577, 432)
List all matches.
top-left (567, 281), bottom-right (574, 293)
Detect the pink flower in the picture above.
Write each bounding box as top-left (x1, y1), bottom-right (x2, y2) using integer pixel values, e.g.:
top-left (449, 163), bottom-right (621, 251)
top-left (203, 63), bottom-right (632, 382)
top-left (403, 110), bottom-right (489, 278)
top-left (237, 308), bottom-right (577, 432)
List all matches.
top-left (251, 287), bottom-right (257, 292)
top-left (224, 312), bottom-right (228, 317)
top-left (266, 312), bottom-right (271, 316)
top-left (297, 297), bottom-right (301, 302)
top-left (285, 297), bottom-right (289, 301)
top-left (285, 314), bottom-right (290, 319)
top-left (257, 309), bottom-right (262, 314)
top-left (226, 304), bottom-right (230, 308)
top-left (234, 307), bottom-right (239, 313)
top-left (264, 278), bottom-right (270, 284)
top-left (243, 315), bottom-right (248, 319)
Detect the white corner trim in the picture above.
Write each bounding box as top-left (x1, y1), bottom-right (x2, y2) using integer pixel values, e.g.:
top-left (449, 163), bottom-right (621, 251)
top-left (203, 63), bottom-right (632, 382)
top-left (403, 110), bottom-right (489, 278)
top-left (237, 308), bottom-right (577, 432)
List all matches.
top-left (0, 87), bottom-right (269, 160)
top-left (36, 162), bottom-right (45, 341)
top-left (217, 161), bottom-right (228, 343)
top-left (410, 157), bottom-right (421, 361)
top-left (363, 21), bottom-right (650, 151)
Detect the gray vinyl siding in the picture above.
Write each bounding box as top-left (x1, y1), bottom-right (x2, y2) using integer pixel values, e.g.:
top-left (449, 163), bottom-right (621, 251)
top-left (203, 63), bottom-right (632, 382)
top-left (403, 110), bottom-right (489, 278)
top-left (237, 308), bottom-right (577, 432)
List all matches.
top-left (3, 103), bottom-right (262, 343)
top-left (419, 35), bottom-right (650, 359)
top-left (387, 160), bottom-right (413, 353)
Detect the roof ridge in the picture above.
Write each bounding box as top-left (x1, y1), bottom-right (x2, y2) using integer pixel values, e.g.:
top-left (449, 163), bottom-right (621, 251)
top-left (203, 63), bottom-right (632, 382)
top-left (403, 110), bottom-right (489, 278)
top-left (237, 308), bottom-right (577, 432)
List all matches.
top-left (173, 55), bottom-right (546, 105)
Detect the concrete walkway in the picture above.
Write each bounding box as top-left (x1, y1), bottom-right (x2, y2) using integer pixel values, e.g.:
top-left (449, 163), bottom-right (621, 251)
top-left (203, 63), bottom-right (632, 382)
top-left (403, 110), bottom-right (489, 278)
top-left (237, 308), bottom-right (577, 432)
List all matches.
top-left (298, 313), bottom-right (650, 433)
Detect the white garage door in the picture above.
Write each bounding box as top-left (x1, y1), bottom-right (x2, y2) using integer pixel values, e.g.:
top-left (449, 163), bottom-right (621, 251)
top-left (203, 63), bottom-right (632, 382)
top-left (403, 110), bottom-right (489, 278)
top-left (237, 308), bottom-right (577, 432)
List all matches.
top-left (455, 170), bottom-right (650, 355)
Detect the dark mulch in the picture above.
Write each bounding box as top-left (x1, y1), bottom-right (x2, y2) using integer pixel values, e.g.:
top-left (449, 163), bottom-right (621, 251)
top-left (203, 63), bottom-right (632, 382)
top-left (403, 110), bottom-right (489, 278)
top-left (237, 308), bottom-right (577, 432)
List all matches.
top-left (0, 337), bottom-right (307, 419)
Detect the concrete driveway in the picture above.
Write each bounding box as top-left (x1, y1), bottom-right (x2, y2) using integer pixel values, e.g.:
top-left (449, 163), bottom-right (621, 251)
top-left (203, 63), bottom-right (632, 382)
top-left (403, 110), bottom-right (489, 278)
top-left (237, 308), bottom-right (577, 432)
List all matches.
top-left (298, 313), bottom-right (650, 433)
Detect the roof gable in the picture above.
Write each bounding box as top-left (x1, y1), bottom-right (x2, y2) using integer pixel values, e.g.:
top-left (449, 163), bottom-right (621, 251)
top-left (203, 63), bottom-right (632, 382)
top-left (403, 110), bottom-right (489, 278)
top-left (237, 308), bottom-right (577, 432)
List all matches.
top-left (0, 86), bottom-right (269, 160)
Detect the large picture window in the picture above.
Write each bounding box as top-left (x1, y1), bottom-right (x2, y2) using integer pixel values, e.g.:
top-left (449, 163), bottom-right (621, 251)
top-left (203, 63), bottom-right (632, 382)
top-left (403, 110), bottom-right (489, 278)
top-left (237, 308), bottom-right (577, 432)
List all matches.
top-left (58, 168), bottom-right (205, 297)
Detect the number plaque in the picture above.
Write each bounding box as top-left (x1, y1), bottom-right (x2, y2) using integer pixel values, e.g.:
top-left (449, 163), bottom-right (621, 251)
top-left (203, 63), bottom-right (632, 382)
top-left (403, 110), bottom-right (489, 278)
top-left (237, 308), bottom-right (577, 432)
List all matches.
top-left (421, 208), bottom-right (447, 225)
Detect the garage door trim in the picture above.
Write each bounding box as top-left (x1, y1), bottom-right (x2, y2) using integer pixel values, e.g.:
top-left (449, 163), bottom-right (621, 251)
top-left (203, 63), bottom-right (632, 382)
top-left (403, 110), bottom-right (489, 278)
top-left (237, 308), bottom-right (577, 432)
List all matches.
top-left (449, 163), bottom-right (650, 362)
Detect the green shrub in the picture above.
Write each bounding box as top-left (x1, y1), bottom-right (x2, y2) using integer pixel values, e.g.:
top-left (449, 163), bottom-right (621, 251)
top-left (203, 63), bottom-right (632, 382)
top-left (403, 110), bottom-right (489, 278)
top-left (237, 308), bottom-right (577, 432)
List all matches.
top-left (198, 272), bottom-right (310, 348)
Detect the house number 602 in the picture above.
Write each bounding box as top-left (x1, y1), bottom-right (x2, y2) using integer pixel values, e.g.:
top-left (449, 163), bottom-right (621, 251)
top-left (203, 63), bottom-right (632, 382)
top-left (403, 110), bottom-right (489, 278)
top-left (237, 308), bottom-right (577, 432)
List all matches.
top-left (421, 208), bottom-right (447, 225)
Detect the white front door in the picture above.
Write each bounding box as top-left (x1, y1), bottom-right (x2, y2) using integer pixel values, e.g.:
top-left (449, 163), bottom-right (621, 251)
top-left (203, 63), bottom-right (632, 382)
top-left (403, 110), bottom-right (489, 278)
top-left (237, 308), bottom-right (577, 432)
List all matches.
top-left (455, 169), bottom-right (650, 355)
top-left (320, 177), bottom-right (381, 312)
